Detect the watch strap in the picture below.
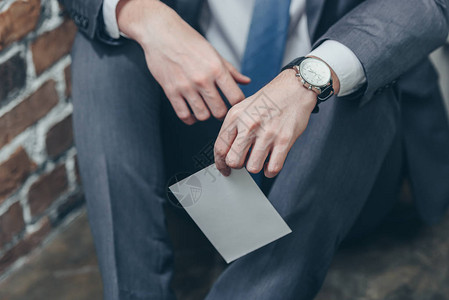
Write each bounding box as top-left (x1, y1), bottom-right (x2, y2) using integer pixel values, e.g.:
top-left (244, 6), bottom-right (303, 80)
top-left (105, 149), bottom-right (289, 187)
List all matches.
top-left (281, 56), bottom-right (307, 72)
top-left (317, 78), bottom-right (334, 101)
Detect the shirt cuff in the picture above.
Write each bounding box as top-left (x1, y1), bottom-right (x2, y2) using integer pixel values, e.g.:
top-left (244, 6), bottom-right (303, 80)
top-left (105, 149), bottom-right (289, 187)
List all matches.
top-left (103, 0), bottom-right (121, 39)
top-left (308, 40), bottom-right (367, 97)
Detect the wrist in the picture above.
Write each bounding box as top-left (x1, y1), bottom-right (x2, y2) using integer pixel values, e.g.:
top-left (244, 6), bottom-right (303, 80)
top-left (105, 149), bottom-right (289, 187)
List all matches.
top-left (116, 0), bottom-right (168, 45)
top-left (281, 69), bottom-right (318, 113)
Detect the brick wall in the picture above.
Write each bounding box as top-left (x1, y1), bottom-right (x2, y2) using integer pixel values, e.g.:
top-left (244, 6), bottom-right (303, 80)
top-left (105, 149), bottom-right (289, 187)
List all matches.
top-left (0, 0), bottom-right (82, 277)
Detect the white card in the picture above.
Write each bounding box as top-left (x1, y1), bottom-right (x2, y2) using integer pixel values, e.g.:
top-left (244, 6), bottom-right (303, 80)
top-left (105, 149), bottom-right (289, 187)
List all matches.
top-left (169, 164), bottom-right (292, 263)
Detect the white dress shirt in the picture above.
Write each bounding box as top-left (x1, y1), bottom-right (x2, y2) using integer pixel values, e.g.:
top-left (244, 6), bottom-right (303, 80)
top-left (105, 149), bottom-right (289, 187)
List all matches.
top-left (103, 0), bottom-right (366, 96)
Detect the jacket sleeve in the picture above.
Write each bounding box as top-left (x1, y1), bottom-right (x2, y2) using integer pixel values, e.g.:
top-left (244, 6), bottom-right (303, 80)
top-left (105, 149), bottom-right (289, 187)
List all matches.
top-left (314, 0), bottom-right (449, 106)
top-left (59, 0), bottom-right (122, 45)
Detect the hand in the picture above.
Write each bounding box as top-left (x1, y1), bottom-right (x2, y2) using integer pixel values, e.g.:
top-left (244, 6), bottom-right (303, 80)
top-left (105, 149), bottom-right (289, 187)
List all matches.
top-left (116, 0), bottom-right (251, 125)
top-left (214, 69), bottom-right (318, 178)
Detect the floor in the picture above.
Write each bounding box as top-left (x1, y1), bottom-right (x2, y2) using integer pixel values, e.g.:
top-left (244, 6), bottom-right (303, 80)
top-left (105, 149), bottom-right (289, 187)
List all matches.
top-left (1, 201), bottom-right (449, 300)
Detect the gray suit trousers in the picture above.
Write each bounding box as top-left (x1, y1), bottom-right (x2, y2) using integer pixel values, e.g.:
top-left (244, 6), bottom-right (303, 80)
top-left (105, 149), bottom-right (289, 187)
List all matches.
top-left (72, 33), bottom-right (403, 300)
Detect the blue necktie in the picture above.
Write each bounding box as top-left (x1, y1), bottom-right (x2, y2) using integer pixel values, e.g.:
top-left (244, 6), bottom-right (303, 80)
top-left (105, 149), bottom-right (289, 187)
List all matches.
top-left (240, 0), bottom-right (292, 185)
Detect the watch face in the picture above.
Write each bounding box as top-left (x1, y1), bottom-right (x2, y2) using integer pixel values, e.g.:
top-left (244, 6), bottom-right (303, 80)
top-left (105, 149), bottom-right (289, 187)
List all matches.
top-left (299, 58), bottom-right (331, 87)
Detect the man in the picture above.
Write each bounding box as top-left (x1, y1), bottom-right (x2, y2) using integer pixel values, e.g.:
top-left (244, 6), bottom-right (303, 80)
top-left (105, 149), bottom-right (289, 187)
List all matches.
top-left (61, 0), bottom-right (449, 299)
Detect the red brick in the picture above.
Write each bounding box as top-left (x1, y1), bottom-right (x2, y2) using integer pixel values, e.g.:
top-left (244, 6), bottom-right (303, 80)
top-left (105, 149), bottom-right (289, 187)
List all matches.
top-left (0, 217), bottom-right (51, 273)
top-left (0, 54), bottom-right (26, 104)
top-left (45, 115), bottom-right (73, 158)
top-left (0, 202), bottom-right (25, 247)
top-left (0, 147), bottom-right (36, 204)
top-left (28, 165), bottom-right (68, 217)
top-left (64, 65), bottom-right (71, 98)
top-left (31, 19), bottom-right (77, 75)
top-left (0, 80), bottom-right (59, 148)
top-left (0, 0), bottom-right (41, 50)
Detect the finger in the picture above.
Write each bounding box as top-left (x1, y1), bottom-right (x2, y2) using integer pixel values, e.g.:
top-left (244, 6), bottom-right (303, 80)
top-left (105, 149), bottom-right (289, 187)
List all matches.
top-left (199, 85), bottom-right (229, 120)
top-left (216, 71), bottom-right (246, 106)
top-left (264, 145), bottom-right (289, 178)
top-left (246, 139), bottom-right (271, 174)
top-left (223, 60), bottom-right (251, 84)
top-left (226, 128), bottom-right (256, 169)
top-left (182, 91), bottom-right (211, 121)
top-left (166, 93), bottom-right (197, 125)
top-left (214, 122), bottom-right (237, 176)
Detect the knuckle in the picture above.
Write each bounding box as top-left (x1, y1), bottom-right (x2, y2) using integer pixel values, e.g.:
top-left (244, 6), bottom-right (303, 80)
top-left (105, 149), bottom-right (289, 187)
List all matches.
top-left (246, 164), bottom-right (260, 174)
top-left (226, 61), bottom-right (236, 72)
top-left (196, 110), bottom-right (211, 121)
top-left (268, 164), bottom-right (282, 176)
top-left (264, 129), bottom-right (276, 141)
top-left (209, 61), bottom-right (223, 77)
top-left (230, 92), bottom-right (245, 104)
top-left (246, 119), bottom-right (260, 131)
top-left (271, 164), bottom-right (282, 173)
top-left (189, 99), bottom-right (202, 110)
top-left (175, 81), bottom-right (191, 93)
top-left (177, 110), bottom-right (191, 121)
top-left (277, 135), bottom-right (291, 146)
top-left (235, 135), bottom-right (250, 148)
top-left (227, 106), bottom-right (239, 119)
top-left (226, 157), bottom-right (242, 169)
top-left (214, 144), bottom-right (226, 158)
top-left (192, 74), bottom-right (209, 87)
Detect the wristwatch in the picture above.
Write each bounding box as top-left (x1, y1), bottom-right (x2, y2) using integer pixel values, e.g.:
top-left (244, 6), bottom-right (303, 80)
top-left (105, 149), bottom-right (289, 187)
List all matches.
top-left (282, 57), bottom-right (334, 113)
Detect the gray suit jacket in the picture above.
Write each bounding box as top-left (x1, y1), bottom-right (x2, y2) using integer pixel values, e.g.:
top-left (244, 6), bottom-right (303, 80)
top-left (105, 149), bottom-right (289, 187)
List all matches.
top-left (61, 0), bottom-right (449, 223)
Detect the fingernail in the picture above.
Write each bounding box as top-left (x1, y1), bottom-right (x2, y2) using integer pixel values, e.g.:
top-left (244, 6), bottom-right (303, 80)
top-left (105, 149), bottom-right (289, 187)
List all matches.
top-left (222, 167), bottom-right (231, 177)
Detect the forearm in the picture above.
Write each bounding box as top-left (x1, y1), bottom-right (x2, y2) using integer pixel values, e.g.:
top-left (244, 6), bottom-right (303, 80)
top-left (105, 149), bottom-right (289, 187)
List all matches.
top-left (116, 0), bottom-right (166, 45)
top-left (315, 0), bottom-right (449, 104)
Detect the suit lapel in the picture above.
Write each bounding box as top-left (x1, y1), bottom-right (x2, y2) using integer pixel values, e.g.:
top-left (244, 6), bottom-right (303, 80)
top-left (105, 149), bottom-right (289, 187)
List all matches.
top-left (306, 0), bottom-right (327, 43)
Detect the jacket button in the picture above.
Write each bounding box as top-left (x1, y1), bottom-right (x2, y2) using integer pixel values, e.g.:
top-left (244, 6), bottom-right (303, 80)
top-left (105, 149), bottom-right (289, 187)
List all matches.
top-left (81, 17), bottom-right (89, 29)
top-left (73, 14), bottom-right (81, 25)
